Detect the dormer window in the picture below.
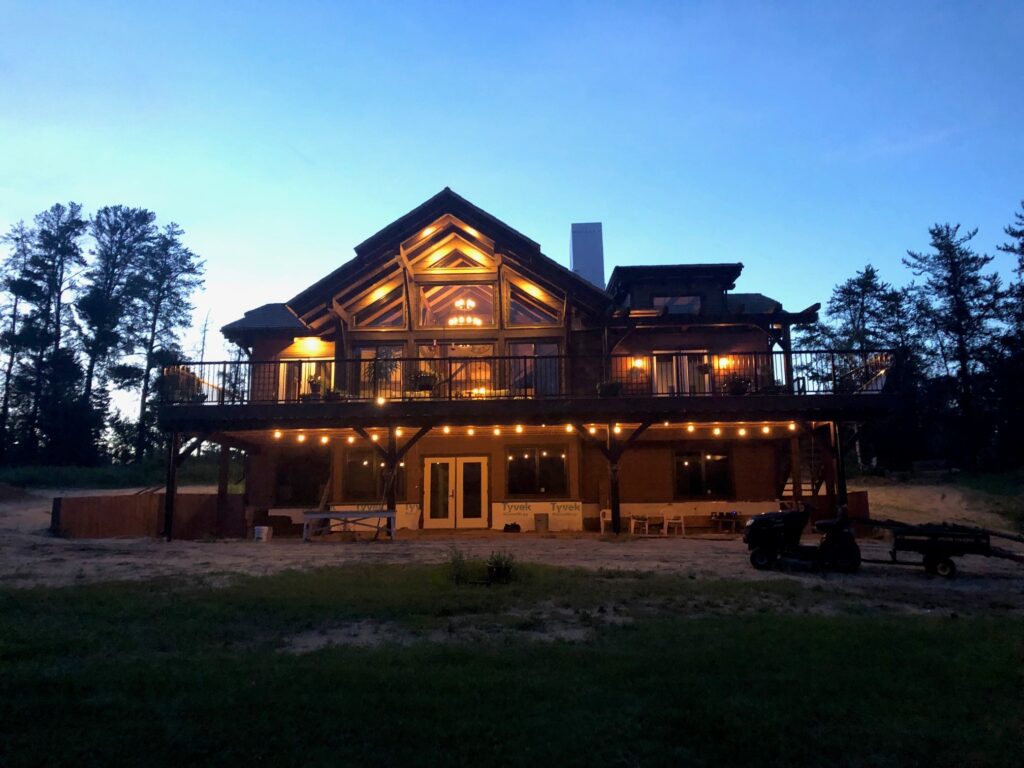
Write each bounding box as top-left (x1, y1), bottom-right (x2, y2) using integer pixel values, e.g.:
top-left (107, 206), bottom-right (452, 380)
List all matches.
top-left (653, 295), bottom-right (702, 315)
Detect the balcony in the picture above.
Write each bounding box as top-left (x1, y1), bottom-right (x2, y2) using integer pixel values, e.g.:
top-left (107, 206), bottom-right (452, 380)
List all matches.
top-left (160, 350), bottom-right (893, 407)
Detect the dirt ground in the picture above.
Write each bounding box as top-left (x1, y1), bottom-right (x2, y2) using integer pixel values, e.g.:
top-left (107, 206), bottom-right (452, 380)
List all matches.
top-left (2, 484), bottom-right (1023, 615)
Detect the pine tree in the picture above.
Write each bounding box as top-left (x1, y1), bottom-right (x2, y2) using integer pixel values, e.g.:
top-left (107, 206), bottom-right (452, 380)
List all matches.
top-left (0, 222), bottom-right (34, 460)
top-left (904, 224), bottom-right (1004, 465)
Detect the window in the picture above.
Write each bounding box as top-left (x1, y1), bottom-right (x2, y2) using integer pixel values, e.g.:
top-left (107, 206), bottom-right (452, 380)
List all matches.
top-left (351, 282), bottom-right (405, 328)
top-left (343, 448), bottom-right (407, 501)
top-left (357, 345), bottom-right (404, 398)
top-left (506, 273), bottom-right (563, 326)
top-left (674, 451), bottom-right (731, 499)
top-left (653, 295), bottom-right (702, 315)
top-left (418, 284), bottom-right (495, 328)
top-left (507, 446), bottom-right (568, 497)
top-left (279, 359), bottom-right (333, 402)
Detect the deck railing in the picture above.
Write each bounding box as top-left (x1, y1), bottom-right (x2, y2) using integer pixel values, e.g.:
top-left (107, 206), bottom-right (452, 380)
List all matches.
top-left (159, 350), bottom-right (893, 406)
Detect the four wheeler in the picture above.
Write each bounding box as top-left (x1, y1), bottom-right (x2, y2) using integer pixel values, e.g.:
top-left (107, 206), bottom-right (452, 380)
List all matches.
top-left (743, 503), bottom-right (861, 573)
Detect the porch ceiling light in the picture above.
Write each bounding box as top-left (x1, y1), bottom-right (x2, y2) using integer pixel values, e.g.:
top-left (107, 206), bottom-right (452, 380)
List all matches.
top-left (631, 357), bottom-right (646, 370)
top-left (295, 336), bottom-right (326, 356)
top-left (371, 434), bottom-right (379, 441)
top-left (716, 355), bottom-right (734, 370)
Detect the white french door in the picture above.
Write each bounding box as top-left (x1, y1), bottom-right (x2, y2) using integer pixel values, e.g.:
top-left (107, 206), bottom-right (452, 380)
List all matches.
top-left (422, 456), bottom-right (489, 529)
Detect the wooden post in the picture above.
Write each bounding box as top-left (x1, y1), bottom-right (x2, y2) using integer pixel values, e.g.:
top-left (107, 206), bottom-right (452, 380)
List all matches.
top-left (216, 443), bottom-right (230, 537)
top-left (384, 427), bottom-right (398, 513)
top-left (831, 421), bottom-right (848, 506)
top-left (164, 431), bottom-right (180, 542)
top-left (782, 325), bottom-right (795, 393)
top-left (609, 459), bottom-right (621, 535)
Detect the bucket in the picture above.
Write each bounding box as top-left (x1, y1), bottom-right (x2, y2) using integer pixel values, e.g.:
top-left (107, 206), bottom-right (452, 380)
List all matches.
top-left (533, 513), bottom-right (550, 533)
top-left (253, 525), bottom-right (273, 542)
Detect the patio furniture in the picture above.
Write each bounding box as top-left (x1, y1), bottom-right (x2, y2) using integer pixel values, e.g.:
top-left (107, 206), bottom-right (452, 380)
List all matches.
top-left (711, 510), bottom-right (740, 533)
top-left (630, 515), bottom-right (652, 536)
top-left (303, 506), bottom-right (396, 541)
top-left (599, 508), bottom-right (612, 533)
top-left (662, 511), bottom-right (685, 537)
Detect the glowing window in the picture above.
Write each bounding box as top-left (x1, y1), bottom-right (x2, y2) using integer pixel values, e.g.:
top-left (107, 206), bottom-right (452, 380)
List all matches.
top-left (351, 283), bottom-right (405, 328)
top-left (418, 284), bottom-right (494, 328)
top-left (506, 275), bottom-right (563, 326)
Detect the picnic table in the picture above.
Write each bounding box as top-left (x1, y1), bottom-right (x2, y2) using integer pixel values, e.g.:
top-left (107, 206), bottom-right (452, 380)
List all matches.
top-left (302, 505), bottom-right (396, 541)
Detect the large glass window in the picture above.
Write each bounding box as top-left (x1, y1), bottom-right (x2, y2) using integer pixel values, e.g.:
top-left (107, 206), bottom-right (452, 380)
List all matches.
top-left (674, 451), bottom-right (731, 499)
top-left (357, 345), bottom-right (404, 399)
top-left (419, 342), bottom-right (495, 397)
top-left (278, 360), bottom-right (333, 402)
top-left (343, 448), bottom-right (407, 501)
top-left (418, 284), bottom-right (495, 328)
top-left (507, 446), bottom-right (568, 497)
top-left (351, 282), bottom-right (405, 328)
top-left (506, 273), bottom-right (563, 326)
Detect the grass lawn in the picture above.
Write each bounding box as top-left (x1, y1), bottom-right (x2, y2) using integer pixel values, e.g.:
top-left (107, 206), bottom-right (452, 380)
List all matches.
top-left (1, 563), bottom-right (1021, 767)
top-left (0, 456), bottom-right (245, 491)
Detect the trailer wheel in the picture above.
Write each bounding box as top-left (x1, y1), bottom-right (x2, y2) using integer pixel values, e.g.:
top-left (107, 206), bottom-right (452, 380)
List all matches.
top-left (934, 557), bottom-right (957, 579)
top-left (750, 548), bottom-right (777, 570)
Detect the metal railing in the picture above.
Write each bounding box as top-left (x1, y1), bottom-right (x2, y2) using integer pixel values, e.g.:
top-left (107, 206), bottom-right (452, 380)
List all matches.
top-left (159, 350), bottom-right (893, 406)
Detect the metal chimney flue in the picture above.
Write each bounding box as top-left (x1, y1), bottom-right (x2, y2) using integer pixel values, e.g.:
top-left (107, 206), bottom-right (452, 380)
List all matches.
top-left (570, 222), bottom-right (605, 289)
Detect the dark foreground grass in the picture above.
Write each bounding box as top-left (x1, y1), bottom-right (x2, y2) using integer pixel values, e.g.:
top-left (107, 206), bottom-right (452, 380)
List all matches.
top-left (1, 564), bottom-right (1021, 767)
top-left (0, 456), bottom-right (245, 490)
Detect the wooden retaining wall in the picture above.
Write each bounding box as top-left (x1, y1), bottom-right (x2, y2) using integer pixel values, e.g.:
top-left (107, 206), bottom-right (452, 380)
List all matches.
top-left (50, 493), bottom-right (246, 539)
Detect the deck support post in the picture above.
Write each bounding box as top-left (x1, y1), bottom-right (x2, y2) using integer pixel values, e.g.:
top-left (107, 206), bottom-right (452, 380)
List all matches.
top-left (573, 421), bottom-right (652, 535)
top-left (164, 431), bottom-right (180, 542)
top-left (383, 427), bottom-right (398, 514)
top-left (216, 443), bottom-right (230, 536)
top-left (831, 421), bottom-right (848, 507)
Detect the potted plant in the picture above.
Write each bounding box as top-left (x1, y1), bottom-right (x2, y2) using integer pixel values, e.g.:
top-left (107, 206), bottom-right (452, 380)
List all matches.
top-left (596, 380), bottom-right (622, 398)
top-left (409, 370), bottom-right (438, 392)
top-left (365, 354), bottom-right (400, 396)
top-left (308, 374), bottom-right (322, 396)
top-left (723, 374), bottom-right (752, 396)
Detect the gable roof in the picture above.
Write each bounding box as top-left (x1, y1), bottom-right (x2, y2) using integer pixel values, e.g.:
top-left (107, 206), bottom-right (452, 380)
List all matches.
top-left (605, 263), bottom-right (744, 298)
top-left (287, 188), bottom-right (611, 324)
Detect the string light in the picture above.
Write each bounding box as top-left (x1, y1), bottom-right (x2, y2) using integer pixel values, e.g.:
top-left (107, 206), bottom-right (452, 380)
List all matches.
top-left (371, 434), bottom-right (379, 442)
top-left (686, 425), bottom-right (695, 433)
top-left (320, 435), bottom-right (330, 444)
top-left (376, 396), bottom-right (385, 405)
top-left (588, 426), bottom-right (597, 435)
top-left (788, 422), bottom-right (797, 431)
top-left (493, 427), bottom-right (501, 436)
top-left (761, 426), bottom-right (770, 435)
top-left (395, 428), bottom-right (403, 437)
top-left (613, 424), bottom-right (622, 434)
top-left (467, 427), bottom-right (475, 436)
top-left (297, 433), bottom-right (307, 443)
top-left (515, 424), bottom-right (523, 433)
top-left (738, 428), bottom-right (747, 437)
top-left (565, 424), bottom-right (574, 433)
top-left (663, 421), bottom-right (670, 427)
top-left (347, 435), bottom-right (355, 444)
top-left (712, 427), bottom-right (722, 436)
top-left (442, 425), bottom-right (450, 434)
top-left (273, 430), bottom-right (282, 439)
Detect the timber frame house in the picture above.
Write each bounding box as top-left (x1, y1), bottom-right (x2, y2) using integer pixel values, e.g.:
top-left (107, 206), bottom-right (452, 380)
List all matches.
top-left (158, 188), bottom-right (894, 538)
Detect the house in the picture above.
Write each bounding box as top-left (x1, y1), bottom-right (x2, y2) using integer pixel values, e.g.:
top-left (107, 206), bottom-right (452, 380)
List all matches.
top-left (158, 188), bottom-right (893, 537)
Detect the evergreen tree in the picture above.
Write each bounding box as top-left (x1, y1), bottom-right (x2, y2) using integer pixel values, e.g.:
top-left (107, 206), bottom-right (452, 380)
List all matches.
top-left (130, 223), bottom-right (204, 461)
top-left (903, 224), bottom-right (1004, 466)
top-left (77, 206), bottom-right (156, 457)
top-left (0, 222), bottom-right (34, 459)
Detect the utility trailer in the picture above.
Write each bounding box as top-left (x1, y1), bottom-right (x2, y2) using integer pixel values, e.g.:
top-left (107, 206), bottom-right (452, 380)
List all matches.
top-left (858, 518), bottom-right (1024, 578)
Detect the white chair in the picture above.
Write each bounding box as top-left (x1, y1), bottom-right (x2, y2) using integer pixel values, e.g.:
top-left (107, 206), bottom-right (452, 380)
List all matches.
top-left (662, 508), bottom-right (685, 537)
top-left (599, 508), bottom-right (612, 534)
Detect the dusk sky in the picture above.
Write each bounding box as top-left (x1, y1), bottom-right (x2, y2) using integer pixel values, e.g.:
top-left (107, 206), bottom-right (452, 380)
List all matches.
top-left (2, 1), bottom-right (1022, 359)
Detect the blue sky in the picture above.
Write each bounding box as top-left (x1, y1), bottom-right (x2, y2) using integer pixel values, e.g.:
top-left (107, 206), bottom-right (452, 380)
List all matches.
top-left (1, 1), bottom-right (1022, 358)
